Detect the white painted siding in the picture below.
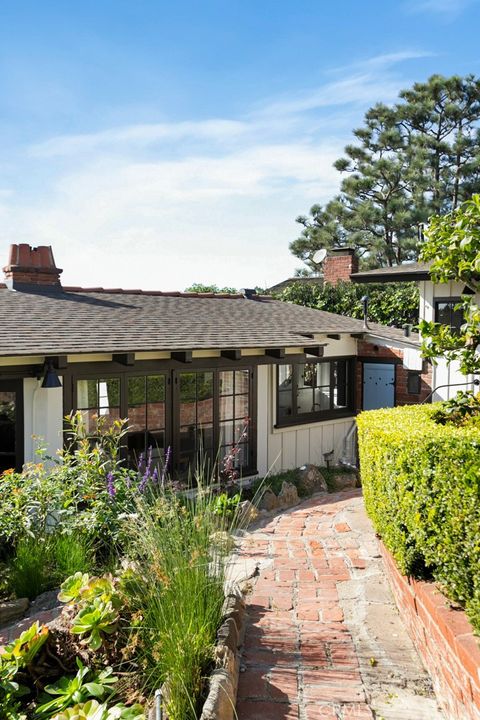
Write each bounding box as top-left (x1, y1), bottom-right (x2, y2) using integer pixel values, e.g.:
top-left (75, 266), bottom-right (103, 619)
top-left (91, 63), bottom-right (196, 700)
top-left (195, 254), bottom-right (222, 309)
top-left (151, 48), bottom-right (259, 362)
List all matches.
top-left (256, 363), bottom-right (355, 476)
top-left (23, 378), bottom-right (63, 465)
top-left (419, 280), bottom-right (479, 400)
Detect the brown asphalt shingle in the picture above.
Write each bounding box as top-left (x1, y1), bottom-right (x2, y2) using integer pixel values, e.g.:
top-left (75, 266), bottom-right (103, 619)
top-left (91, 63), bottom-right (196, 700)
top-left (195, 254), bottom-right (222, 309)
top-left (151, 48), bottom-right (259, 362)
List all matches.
top-left (0, 287), bottom-right (418, 357)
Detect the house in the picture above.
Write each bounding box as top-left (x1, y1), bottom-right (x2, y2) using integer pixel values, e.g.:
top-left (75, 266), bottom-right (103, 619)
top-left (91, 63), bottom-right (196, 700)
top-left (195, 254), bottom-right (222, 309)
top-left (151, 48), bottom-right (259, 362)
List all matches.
top-left (350, 261), bottom-right (478, 400)
top-left (0, 244), bottom-right (431, 476)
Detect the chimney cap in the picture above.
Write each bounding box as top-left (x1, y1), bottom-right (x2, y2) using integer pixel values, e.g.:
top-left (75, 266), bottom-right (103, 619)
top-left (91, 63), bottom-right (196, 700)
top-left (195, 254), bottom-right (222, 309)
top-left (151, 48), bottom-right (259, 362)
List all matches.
top-left (3, 243), bottom-right (63, 291)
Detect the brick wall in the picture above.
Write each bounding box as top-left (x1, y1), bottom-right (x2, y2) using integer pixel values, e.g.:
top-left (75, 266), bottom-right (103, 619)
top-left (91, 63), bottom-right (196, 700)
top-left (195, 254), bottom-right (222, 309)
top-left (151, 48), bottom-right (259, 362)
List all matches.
top-left (356, 341), bottom-right (432, 410)
top-left (380, 542), bottom-right (480, 720)
top-left (323, 250), bottom-right (359, 286)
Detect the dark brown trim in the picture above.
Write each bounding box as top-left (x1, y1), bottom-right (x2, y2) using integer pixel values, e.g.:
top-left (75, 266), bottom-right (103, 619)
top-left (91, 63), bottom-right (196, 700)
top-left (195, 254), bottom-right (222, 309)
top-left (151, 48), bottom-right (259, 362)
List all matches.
top-left (221, 350), bottom-right (242, 361)
top-left (350, 270), bottom-right (430, 283)
top-left (275, 357), bottom-right (356, 428)
top-left (266, 348), bottom-right (285, 359)
top-left (113, 353), bottom-right (135, 366)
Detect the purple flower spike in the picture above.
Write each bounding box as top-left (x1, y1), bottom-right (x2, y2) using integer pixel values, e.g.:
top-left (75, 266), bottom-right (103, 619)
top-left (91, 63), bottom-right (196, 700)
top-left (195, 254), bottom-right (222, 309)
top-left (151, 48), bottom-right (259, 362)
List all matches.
top-left (106, 471), bottom-right (116, 497)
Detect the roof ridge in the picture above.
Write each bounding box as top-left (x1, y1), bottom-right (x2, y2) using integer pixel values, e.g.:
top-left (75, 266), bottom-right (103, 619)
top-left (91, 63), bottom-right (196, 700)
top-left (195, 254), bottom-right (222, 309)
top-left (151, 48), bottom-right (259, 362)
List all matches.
top-left (62, 286), bottom-right (248, 298)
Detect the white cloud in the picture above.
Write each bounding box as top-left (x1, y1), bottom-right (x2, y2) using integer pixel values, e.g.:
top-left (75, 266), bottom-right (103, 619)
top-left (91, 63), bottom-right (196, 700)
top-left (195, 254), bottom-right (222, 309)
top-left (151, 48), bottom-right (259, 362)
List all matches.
top-left (1, 50), bottom-right (426, 289)
top-left (404, 0), bottom-right (477, 19)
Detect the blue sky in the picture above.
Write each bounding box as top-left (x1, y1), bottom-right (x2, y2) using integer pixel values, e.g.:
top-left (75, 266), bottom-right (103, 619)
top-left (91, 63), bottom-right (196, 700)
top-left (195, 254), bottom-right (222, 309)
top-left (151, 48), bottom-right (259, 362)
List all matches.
top-left (1, 0), bottom-right (479, 290)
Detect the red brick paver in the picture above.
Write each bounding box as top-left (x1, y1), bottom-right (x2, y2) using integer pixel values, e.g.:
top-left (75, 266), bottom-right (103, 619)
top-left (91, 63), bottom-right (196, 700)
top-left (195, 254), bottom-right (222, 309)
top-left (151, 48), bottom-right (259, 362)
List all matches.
top-left (236, 489), bottom-right (375, 720)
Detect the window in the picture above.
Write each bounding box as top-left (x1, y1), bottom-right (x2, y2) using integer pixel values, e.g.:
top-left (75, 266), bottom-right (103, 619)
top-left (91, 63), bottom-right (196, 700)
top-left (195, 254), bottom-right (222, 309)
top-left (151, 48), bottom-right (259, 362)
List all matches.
top-left (76, 366), bottom-right (255, 479)
top-left (219, 370), bottom-right (250, 474)
top-left (77, 378), bottom-right (121, 431)
top-left (434, 298), bottom-right (464, 332)
top-left (178, 371), bottom-right (214, 477)
top-left (277, 359), bottom-right (354, 426)
top-left (0, 380), bottom-right (23, 472)
top-left (127, 375), bottom-right (166, 466)
top-left (407, 371), bottom-right (421, 395)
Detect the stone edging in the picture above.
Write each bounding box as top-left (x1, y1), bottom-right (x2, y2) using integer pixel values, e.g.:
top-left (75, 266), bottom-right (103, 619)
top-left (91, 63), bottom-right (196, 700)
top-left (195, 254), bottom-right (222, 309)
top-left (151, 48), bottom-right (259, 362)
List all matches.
top-left (200, 587), bottom-right (247, 720)
top-left (380, 540), bottom-right (480, 720)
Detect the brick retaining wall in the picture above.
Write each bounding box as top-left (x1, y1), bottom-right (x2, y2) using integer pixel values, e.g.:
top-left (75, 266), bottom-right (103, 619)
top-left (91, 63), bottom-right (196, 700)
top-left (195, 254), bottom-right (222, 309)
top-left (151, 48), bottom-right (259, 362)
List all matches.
top-left (380, 541), bottom-right (480, 720)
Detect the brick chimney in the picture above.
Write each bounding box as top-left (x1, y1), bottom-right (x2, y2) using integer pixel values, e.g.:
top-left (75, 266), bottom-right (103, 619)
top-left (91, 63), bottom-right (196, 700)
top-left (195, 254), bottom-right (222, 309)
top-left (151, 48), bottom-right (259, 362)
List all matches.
top-left (323, 248), bottom-right (358, 286)
top-left (3, 244), bottom-right (63, 290)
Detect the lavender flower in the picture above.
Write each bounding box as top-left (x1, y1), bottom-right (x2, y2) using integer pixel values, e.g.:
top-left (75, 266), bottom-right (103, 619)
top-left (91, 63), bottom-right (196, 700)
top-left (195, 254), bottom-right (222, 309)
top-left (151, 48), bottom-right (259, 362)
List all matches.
top-left (161, 445), bottom-right (172, 487)
top-left (106, 471), bottom-right (116, 497)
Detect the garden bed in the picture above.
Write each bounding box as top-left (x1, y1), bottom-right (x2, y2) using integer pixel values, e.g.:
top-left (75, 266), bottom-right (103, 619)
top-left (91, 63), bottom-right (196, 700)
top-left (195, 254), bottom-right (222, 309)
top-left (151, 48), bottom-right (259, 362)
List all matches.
top-left (0, 414), bottom-right (252, 720)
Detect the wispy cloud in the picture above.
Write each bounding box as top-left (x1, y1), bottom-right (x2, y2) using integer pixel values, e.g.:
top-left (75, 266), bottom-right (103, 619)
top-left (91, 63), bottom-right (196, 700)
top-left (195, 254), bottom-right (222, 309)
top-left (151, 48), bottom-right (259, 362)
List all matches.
top-left (404, 0), bottom-right (477, 19)
top-left (3, 50), bottom-right (426, 289)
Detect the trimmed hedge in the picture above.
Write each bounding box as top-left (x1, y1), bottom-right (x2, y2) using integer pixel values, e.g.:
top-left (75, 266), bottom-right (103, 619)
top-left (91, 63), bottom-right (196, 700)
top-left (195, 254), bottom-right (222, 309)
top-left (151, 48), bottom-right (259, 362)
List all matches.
top-left (357, 404), bottom-right (480, 633)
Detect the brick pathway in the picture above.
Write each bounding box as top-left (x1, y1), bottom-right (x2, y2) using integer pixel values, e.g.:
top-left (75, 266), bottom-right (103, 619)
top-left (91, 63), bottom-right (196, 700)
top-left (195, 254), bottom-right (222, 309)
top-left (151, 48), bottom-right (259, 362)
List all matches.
top-left (236, 489), bottom-right (377, 720)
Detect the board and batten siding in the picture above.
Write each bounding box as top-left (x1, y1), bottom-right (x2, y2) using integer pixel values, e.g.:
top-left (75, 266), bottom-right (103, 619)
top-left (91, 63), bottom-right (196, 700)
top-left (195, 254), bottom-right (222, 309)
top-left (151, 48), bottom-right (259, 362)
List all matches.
top-left (256, 336), bottom-right (357, 476)
top-left (419, 280), bottom-right (479, 400)
top-left (23, 378), bottom-right (64, 464)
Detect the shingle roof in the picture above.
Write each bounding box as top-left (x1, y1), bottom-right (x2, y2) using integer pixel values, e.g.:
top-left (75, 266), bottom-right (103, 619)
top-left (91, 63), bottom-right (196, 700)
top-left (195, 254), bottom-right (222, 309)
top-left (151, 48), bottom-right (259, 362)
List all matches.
top-left (0, 286), bottom-right (418, 357)
top-left (350, 262), bottom-right (431, 283)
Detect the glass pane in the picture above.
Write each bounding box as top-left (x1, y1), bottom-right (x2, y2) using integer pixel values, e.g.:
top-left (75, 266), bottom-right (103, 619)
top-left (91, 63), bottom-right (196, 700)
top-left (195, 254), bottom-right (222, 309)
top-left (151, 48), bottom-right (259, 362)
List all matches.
top-left (219, 371), bottom-right (234, 395)
top-left (297, 387), bottom-right (314, 414)
top-left (128, 376), bottom-right (146, 405)
top-left (147, 401), bottom-right (165, 430)
top-left (180, 373), bottom-right (197, 403)
top-left (234, 394), bottom-right (249, 419)
top-left (197, 372), bottom-right (213, 401)
top-left (435, 302), bottom-right (451, 325)
top-left (278, 390), bottom-right (293, 419)
top-left (220, 421), bottom-right (234, 446)
top-left (98, 407), bottom-right (120, 425)
top-left (127, 431), bottom-right (146, 463)
top-left (147, 375), bottom-right (165, 403)
top-left (180, 400), bottom-right (196, 426)
top-left (236, 442), bottom-right (249, 469)
top-left (235, 370), bottom-right (250, 394)
top-left (313, 387), bottom-right (331, 411)
top-left (197, 424), bottom-right (214, 450)
top-left (299, 364), bottom-right (317, 388)
top-left (316, 362), bottom-right (331, 387)
top-left (180, 425), bottom-right (196, 453)
top-left (77, 379), bottom-right (97, 409)
top-left (149, 430), bottom-right (165, 452)
top-left (128, 404), bottom-right (146, 432)
top-left (278, 364), bottom-right (293, 388)
top-left (80, 409), bottom-right (99, 432)
top-left (219, 395), bottom-right (234, 421)
top-left (333, 361), bottom-right (348, 409)
top-left (99, 379), bottom-right (120, 408)
top-left (0, 391), bottom-right (15, 454)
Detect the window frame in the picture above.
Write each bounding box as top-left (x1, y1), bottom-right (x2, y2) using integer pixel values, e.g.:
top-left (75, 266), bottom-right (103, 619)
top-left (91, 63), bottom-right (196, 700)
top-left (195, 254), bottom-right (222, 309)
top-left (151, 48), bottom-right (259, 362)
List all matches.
top-left (0, 379), bottom-right (24, 472)
top-left (275, 357), bottom-right (356, 428)
top-left (70, 363), bottom-right (257, 478)
top-left (434, 297), bottom-right (464, 332)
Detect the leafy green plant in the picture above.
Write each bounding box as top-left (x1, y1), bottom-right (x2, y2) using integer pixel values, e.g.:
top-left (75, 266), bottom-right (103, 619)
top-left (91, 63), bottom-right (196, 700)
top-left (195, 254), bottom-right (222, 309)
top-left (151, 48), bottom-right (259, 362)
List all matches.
top-left (276, 280), bottom-right (419, 329)
top-left (50, 699), bottom-right (144, 720)
top-left (71, 599), bottom-right (119, 651)
top-left (0, 621), bottom-right (49, 667)
top-left (420, 194), bottom-right (480, 375)
top-left (357, 403), bottom-right (480, 632)
top-left (58, 572), bottom-right (91, 603)
top-left (432, 391), bottom-right (480, 425)
top-left (35, 659), bottom-right (118, 717)
top-left (211, 492), bottom-right (241, 518)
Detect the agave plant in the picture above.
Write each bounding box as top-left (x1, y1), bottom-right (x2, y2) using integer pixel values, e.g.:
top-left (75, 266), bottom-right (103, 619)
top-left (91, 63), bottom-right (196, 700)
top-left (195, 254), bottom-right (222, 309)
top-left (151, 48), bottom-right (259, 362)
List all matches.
top-left (35, 658), bottom-right (118, 717)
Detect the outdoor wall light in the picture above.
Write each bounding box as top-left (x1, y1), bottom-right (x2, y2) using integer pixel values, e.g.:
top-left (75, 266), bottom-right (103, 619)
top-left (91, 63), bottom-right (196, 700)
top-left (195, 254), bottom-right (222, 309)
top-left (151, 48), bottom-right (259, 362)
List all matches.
top-left (41, 359), bottom-right (62, 388)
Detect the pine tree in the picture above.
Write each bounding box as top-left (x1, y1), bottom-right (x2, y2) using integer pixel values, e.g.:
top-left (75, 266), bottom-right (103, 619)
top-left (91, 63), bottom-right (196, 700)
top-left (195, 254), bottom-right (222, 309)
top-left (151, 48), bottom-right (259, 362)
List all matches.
top-left (291, 74), bottom-right (480, 270)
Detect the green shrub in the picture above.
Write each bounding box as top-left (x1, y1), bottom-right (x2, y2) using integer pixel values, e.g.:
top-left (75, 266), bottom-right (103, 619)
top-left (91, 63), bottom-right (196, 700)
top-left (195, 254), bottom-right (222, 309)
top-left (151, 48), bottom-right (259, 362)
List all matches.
top-left (9, 536), bottom-right (54, 599)
top-left (357, 404), bottom-right (480, 632)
